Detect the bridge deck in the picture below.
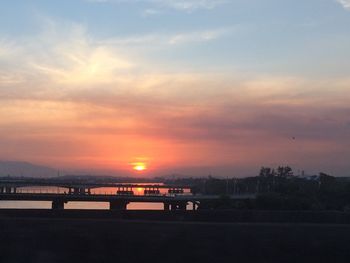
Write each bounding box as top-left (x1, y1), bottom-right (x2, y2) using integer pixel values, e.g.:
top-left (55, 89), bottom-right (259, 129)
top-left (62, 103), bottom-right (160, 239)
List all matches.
top-left (0, 193), bottom-right (255, 202)
top-left (0, 181), bottom-right (190, 189)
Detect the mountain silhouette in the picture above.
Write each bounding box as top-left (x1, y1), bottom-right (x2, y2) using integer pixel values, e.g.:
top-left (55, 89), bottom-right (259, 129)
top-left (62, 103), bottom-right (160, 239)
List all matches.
top-left (0, 161), bottom-right (58, 177)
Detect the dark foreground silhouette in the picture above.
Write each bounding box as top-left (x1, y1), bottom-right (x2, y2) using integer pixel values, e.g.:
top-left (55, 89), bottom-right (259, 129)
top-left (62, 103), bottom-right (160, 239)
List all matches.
top-left (1, 210), bottom-right (350, 263)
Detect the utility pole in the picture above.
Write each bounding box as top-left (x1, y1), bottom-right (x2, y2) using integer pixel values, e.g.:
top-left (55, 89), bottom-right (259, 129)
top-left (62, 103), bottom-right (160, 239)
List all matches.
top-left (226, 177), bottom-right (229, 195)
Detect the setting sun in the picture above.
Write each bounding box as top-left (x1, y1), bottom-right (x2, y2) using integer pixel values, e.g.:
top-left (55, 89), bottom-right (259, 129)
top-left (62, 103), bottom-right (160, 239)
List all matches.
top-left (132, 163), bottom-right (147, 171)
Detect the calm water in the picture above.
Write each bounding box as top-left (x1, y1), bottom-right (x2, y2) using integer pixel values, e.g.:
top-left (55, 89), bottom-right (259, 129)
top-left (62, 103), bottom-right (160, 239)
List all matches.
top-left (0, 185), bottom-right (193, 210)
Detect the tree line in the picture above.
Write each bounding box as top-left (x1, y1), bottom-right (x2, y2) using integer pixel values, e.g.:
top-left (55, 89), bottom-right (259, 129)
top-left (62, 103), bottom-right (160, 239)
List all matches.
top-left (164, 166), bottom-right (350, 211)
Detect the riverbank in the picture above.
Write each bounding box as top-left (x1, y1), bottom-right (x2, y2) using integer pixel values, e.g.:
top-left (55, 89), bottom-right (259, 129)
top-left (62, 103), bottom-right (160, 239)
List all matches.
top-left (1, 215), bottom-right (350, 263)
top-left (1, 209), bottom-right (350, 263)
top-left (1, 208), bottom-right (350, 224)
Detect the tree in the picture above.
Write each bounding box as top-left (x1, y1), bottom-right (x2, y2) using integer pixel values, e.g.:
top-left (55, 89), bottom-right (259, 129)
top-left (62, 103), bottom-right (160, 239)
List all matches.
top-left (277, 166), bottom-right (293, 178)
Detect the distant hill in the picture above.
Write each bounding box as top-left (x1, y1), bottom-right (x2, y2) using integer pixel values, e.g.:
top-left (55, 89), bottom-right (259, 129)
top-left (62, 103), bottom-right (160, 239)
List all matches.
top-left (0, 161), bottom-right (58, 178)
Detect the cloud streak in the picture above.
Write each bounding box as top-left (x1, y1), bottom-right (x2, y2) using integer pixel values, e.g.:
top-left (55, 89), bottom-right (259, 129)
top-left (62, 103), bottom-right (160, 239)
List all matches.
top-left (151, 0), bottom-right (227, 11)
top-left (337, 0), bottom-right (350, 10)
top-left (0, 21), bottom-right (235, 102)
top-left (87, 0), bottom-right (227, 12)
top-left (98, 27), bottom-right (233, 47)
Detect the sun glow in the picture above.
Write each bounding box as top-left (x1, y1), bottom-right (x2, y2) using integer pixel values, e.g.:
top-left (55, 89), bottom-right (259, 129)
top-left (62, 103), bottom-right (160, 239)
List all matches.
top-left (132, 162), bottom-right (147, 171)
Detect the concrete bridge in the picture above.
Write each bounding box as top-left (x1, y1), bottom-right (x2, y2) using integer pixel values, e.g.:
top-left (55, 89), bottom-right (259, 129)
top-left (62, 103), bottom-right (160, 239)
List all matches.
top-left (0, 192), bottom-right (256, 211)
top-left (0, 178), bottom-right (256, 210)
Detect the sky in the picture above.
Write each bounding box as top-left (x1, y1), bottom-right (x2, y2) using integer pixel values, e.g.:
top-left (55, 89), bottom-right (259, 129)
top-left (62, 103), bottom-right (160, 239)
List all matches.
top-left (0, 0), bottom-right (350, 177)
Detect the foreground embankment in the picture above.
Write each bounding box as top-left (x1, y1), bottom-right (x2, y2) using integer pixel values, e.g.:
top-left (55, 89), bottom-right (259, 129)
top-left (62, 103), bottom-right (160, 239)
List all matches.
top-left (1, 209), bottom-right (350, 263)
top-left (1, 209), bottom-right (350, 224)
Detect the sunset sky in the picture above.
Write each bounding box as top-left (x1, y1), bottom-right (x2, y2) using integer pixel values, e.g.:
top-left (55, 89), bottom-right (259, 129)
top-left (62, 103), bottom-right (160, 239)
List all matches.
top-left (0, 0), bottom-right (350, 177)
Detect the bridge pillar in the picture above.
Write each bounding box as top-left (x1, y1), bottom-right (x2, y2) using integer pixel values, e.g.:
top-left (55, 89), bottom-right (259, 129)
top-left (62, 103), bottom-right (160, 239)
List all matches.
top-left (170, 202), bottom-right (187, 211)
top-left (109, 200), bottom-right (127, 210)
top-left (192, 201), bottom-right (199, 211)
top-left (164, 202), bottom-right (170, 211)
top-left (179, 202), bottom-right (187, 211)
top-left (52, 199), bottom-right (65, 210)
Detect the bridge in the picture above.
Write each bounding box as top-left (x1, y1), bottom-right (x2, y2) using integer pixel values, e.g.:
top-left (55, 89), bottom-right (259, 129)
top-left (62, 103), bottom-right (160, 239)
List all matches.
top-left (0, 192), bottom-right (256, 210)
top-left (0, 178), bottom-right (256, 210)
